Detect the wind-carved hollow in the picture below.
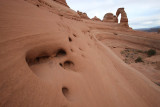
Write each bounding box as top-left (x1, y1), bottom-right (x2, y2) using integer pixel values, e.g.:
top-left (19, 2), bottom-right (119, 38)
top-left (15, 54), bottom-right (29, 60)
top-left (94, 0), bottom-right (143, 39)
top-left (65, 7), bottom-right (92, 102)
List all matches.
top-left (69, 37), bottom-right (72, 42)
top-left (25, 51), bottom-right (52, 79)
top-left (26, 48), bottom-right (67, 66)
top-left (73, 34), bottom-right (77, 37)
top-left (25, 47), bottom-right (68, 80)
top-left (55, 49), bottom-right (67, 57)
top-left (62, 87), bottom-right (70, 99)
top-left (59, 63), bottom-right (63, 67)
top-left (70, 49), bottom-right (73, 52)
top-left (63, 60), bottom-right (75, 71)
top-left (26, 52), bottom-right (50, 65)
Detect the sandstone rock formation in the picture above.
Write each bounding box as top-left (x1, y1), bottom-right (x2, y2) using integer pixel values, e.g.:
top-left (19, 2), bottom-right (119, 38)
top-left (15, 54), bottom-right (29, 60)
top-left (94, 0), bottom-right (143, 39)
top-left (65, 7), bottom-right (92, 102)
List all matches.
top-left (92, 16), bottom-right (101, 21)
top-left (0, 0), bottom-right (160, 107)
top-left (113, 15), bottom-right (118, 23)
top-left (116, 8), bottom-right (129, 27)
top-left (53, 0), bottom-right (69, 8)
top-left (77, 11), bottom-right (90, 19)
top-left (26, 0), bottom-right (80, 20)
top-left (103, 13), bottom-right (118, 23)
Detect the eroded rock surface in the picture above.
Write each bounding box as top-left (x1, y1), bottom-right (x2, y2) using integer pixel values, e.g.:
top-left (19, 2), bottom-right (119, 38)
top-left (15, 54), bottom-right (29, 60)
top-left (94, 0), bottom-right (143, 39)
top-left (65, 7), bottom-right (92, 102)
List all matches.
top-left (77, 11), bottom-right (90, 19)
top-left (0, 0), bottom-right (160, 107)
top-left (116, 8), bottom-right (129, 27)
top-left (53, 0), bottom-right (69, 7)
top-left (103, 13), bottom-right (118, 23)
top-left (92, 16), bottom-right (101, 21)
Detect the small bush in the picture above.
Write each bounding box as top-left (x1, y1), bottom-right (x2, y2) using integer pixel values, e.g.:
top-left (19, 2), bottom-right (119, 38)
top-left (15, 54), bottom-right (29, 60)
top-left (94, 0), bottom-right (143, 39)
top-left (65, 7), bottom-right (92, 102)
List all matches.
top-left (137, 50), bottom-right (144, 53)
top-left (135, 57), bottom-right (143, 63)
top-left (147, 49), bottom-right (156, 57)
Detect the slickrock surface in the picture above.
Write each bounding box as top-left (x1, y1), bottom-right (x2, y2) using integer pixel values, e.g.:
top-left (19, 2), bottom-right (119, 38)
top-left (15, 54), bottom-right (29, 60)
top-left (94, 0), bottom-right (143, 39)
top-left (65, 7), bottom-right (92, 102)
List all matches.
top-left (77, 11), bottom-right (90, 19)
top-left (53, 0), bottom-right (69, 7)
top-left (0, 0), bottom-right (160, 107)
top-left (92, 16), bottom-right (101, 21)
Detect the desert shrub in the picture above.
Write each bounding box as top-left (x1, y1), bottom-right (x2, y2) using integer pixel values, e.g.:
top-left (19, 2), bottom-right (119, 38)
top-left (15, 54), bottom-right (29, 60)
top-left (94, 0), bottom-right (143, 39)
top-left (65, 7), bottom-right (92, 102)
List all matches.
top-left (147, 49), bottom-right (156, 57)
top-left (137, 50), bottom-right (144, 53)
top-left (135, 57), bottom-right (143, 63)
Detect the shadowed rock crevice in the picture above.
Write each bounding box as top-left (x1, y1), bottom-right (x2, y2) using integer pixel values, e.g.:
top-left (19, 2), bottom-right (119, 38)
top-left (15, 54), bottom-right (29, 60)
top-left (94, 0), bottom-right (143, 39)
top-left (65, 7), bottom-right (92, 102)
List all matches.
top-left (26, 48), bottom-right (67, 66)
top-left (73, 34), bottom-right (77, 37)
top-left (26, 52), bottom-right (50, 65)
top-left (63, 60), bottom-right (75, 71)
top-left (62, 86), bottom-right (72, 101)
top-left (77, 11), bottom-right (90, 19)
top-left (55, 49), bottom-right (67, 57)
top-left (59, 60), bottom-right (75, 71)
top-left (69, 37), bottom-right (72, 42)
top-left (59, 63), bottom-right (63, 67)
top-left (62, 87), bottom-right (69, 97)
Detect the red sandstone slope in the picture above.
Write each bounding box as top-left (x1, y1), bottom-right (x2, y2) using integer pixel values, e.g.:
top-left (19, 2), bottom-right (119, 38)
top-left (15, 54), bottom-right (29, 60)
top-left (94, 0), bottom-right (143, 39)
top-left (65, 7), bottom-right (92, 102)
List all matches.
top-left (0, 0), bottom-right (160, 107)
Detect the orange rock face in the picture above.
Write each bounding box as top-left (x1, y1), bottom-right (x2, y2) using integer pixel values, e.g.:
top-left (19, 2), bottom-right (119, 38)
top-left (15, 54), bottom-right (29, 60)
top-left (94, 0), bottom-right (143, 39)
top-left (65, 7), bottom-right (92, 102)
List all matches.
top-left (103, 13), bottom-right (118, 23)
top-left (77, 11), bottom-right (90, 19)
top-left (25, 0), bottom-right (80, 20)
top-left (0, 0), bottom-right (160, 107)
top-left (116, 8), bottom-right (129, 27)
top-left (92, 16), bottom-right (101, 21)
top-left (53, 0), bottom-right (69, 7)
top-left (113, 15), bottom-right (118, 23)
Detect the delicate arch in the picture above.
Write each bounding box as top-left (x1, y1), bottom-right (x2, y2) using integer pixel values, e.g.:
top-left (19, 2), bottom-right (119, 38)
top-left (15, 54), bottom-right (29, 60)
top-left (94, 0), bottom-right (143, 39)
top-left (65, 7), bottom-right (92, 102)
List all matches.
top-left (116, 8), bottom-right (129, 27)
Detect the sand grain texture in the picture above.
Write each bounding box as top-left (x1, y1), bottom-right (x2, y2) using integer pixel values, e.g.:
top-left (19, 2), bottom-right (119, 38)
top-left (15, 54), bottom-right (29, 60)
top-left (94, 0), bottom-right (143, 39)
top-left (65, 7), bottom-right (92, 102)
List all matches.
top-left (0, 0), bottom-right (160, 107)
